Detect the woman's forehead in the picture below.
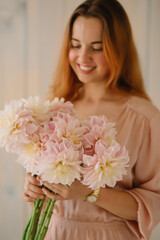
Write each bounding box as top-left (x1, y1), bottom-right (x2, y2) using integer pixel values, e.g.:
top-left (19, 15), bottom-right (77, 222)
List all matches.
top-left (71, 16), bottom-right (103, 41)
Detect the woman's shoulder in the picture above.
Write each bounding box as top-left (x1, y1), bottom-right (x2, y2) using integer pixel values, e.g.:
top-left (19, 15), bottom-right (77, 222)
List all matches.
top-left (126, 95), bottom-right (160, 121)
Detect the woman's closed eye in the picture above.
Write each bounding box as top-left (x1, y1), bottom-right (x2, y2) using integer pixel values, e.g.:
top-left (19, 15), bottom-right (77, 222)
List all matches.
top-left (92, 47), bottom-right (103, 52)
top-left (71, 44), bottom-right (81, 49)
top-left (71, 45), bottom-right (103, 52)
top-left (91, 43), bottom-right (103, 52)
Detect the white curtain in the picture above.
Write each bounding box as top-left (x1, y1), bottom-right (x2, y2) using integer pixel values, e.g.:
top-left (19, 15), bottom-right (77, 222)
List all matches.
top-left (0, 0), bottom-right (159, 239)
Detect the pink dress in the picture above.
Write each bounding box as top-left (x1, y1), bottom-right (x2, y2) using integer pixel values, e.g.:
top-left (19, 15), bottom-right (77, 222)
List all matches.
top-left (45, 96), bottom-right (160, 240)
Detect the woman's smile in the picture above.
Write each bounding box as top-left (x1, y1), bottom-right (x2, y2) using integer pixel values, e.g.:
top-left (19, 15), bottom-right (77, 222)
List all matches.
top-left (78, 64), bottom-right (96, 74)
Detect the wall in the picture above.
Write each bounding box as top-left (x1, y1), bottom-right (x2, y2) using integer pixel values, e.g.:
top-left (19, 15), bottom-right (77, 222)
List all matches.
top-left (0, 0), bottom-right (159, 239)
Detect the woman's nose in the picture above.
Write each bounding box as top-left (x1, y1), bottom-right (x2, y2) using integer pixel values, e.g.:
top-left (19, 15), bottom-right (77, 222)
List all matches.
top-left (78, 47), bottom-right (91, 62)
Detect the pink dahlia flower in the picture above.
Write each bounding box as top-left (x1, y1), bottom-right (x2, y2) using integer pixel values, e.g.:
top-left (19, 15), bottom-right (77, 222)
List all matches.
top-left (24, 96), bottom-right (52, 122)
top-left (46, 113), bottom-right (86, 149)
top-left (82, 140), bottom-right (129, 190)
top-left (82, 115), bottom-right (117, 150)
top-left (37, 139), bottom-right (82, 186)
top-left (50, 97), bottom-right (76, 117)
top-left (0, 98), bottom-right (38, 152)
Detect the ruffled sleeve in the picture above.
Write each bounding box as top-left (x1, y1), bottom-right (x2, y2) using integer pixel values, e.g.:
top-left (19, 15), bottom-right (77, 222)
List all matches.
top-left (125, 111), bottom-right (160, 240)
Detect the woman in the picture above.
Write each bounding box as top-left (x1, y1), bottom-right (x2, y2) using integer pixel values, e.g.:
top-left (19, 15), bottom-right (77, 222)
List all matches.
top-left (23, 0), bottom-right (160, 239)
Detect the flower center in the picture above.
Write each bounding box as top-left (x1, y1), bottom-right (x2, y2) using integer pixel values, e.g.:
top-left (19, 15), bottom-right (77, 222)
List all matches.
top-left (106, 161), bottom-right (111, 167)
top-left (64, 132), bottom-right (80, 145)
top-left (25, 143), bottom-right (39, 155)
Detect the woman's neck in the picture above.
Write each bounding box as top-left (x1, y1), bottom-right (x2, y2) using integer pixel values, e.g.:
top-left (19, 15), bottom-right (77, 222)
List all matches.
top-left (82, 82), bottom-right (127, 103)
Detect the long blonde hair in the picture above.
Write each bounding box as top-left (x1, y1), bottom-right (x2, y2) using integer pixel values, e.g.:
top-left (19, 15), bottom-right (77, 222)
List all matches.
top-left (48, 0), bottom-right (150, 101)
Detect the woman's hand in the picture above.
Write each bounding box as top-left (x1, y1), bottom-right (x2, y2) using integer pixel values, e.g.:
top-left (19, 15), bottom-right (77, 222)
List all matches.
top-left (23, 173), bottom-right (45, 203)
top-left (38, 177), bottom-right (92, 201)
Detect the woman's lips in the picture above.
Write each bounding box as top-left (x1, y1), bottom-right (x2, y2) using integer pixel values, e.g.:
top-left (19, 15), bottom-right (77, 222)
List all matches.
top-left (78, 64), bottom-right (96, 74)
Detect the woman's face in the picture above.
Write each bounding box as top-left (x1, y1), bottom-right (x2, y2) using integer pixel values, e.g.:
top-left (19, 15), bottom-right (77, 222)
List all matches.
top-left (69, 16), bottom-right (110, 84)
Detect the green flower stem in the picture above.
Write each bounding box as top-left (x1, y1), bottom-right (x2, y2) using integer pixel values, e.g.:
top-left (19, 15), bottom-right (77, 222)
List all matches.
top-left (34, 198), bottom-right (52, 240)
top-left (24, 197), bottom-right (46, 240)
top-left (25, 199), bottom-right (42, 240)
top-left (37, 199), bottom-right (56, 240)
top-left (23, 199), bottom-right (40, 240)
top-left (22, 216), bottom-right (31, 240)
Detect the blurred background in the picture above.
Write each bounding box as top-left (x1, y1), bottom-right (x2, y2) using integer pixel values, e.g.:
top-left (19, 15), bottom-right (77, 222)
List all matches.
top-left (0, 0), bottom-right (160, 239)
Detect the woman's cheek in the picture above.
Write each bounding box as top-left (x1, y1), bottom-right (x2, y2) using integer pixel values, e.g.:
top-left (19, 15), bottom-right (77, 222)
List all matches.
top-left (69, 49), bottom-right (77, 63)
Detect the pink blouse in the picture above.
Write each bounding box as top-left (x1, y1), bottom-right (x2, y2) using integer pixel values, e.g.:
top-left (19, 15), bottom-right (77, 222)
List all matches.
top-left (45, 96), bottom-right (160, 240)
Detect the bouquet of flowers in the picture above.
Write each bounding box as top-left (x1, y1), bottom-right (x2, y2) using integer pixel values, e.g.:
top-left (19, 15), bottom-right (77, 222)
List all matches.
top-left (81, 115), bottom-right (129, 190)
top-left (0, 96), bottom-right (129, 240)
top-left (0, 96), bottom-right (85, 240)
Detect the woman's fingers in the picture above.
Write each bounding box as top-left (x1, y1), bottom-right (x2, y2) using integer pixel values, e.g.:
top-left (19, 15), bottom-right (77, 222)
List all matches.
top-left (42, 181), bottom-right (68, 196)
top-left (23, 192), bottom-right (36, 203)
top-left (24, 173), bottom-right (45, 200)
top-left (25, 182), bottom-right (44, 195)
top-left (26, 173), bottom-right (41, 186)
top-left (24, 183), bottom-right (45, 199)
top-left (25, 188), bottom-right (45, 200)
top-left (42, 188), bottom-right (64, 201)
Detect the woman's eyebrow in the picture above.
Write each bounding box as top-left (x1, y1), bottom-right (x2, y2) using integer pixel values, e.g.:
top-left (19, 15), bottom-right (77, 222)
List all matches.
top-left (71, 38), bottom-right (80, 42)
top-left (71, 38), bottom-right (102, 44)
top-left (91, 41), bottom-right (102, 44)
